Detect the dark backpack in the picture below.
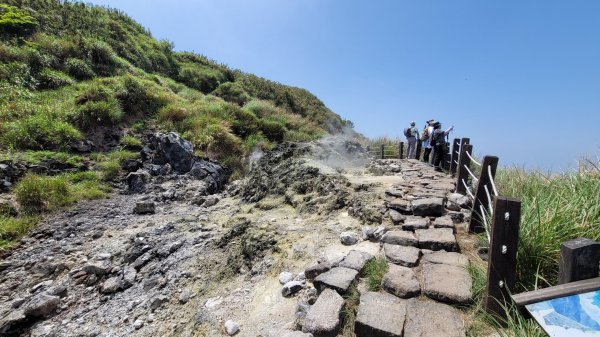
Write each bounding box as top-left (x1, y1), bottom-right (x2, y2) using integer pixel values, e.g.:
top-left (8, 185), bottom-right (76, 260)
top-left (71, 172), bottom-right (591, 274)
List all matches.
top-left (404, 128), bottom-right (411, 138)
top-left (431, 130), bottom-right (442, 146)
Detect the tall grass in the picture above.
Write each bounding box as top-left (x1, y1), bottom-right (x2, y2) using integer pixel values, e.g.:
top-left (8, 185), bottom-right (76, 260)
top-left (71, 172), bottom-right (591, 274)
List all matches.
top-left (496, 166), bottom-right (600, 291)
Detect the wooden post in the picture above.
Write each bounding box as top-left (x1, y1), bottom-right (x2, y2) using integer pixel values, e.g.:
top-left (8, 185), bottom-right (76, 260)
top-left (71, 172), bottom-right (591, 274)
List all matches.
top-left (415, 139), bottom-right (422, 160)
top-left (558, 238), bottom-right (600, 284)
top-left (399, 142), bottom-right (404, 159)
top-left (380, 144), bottom-right (385, 159)
top-left (469, 155), bottom-right (499, 233)
top-left (450, 138), bottom-right (460, 176)
top-left (485, 196), bottom-right (521, 325)
top-left (455, 144), bottom-right (473, 195)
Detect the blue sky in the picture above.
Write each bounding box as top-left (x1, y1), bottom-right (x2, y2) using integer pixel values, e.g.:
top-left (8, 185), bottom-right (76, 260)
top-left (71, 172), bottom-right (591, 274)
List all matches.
top-left (89, 0), bottom-right (600, 171)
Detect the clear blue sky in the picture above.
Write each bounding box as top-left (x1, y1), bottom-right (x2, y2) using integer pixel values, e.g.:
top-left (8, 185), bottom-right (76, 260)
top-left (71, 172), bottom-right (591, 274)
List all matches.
top-left (89, 0), bottom-right (600, 171)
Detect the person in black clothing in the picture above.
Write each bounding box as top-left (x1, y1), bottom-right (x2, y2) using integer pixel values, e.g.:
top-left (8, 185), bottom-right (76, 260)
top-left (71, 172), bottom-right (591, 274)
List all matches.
top-left (431, 122), bottom-right (454, 171)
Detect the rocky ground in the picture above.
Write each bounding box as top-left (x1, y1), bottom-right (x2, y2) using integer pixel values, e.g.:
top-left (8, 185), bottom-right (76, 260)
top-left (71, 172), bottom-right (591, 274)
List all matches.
top-left (0, 135), bottom-right (481, 337)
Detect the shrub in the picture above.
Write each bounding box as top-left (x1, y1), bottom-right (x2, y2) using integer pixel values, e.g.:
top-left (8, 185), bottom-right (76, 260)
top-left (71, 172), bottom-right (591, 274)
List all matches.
top-left (85, 39), bottom-right (119, 76)
top-left (243, 132), bottom-right (268, 151)
top-left (212, 82), bottom-right (249, 106)
top-left (259, 118), bottom-right (287, 142)
top-left (230, 106), bottom-right (259, 138)
top-left (15, 173), bottom-right (71, 213)
top-left (75, 96), bottom-right (123, 127)
top-left (64, 58), bottom-right (95, 80)
top-left (37, 68), bottom-right (74, 89)
top-left (243, 99), bottom-right (280, 118)
top-left (117, 75), bottom-right (170, 115)
top-left (0, 4), bottom-right (38, 37)
top-left (178, 63), bottom-right (225, 94)
top-left (158, 104), bottom-right (189, 123)
top-left (0, 215), bottom-right (39, 249)
top-left (1, 112), bottom-right (81, 150)
top-left (0, 62), bottom-right (38, 89)
top-left (120, 135), bottom-right (142, 149)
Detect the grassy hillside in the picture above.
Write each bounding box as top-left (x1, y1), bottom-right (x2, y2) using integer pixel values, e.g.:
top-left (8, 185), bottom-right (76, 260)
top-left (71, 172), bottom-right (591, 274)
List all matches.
top-left (0, 0), bottom-right (352, 250)
top-left (0, 0), bottom-right (350, 168)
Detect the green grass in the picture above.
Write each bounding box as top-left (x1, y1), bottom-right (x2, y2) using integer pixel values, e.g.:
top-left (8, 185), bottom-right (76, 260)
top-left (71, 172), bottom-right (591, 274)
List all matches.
top-left (120, 135), bottom-right (142, 149)
top-left (340, 285), bottom-right (360, 337)
top-left (0, 150), bottom-right (85, 167)
top-left (361, 257), bottom-right (388, 291)
top-left (496, 166), bottom-right (600, 291)
top-left (0, 215), bottom-right (40, 250)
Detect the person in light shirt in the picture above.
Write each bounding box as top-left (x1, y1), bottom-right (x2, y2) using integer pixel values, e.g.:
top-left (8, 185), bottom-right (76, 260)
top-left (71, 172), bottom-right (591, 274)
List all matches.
top-left (405, 121), bottom-right (419, 159)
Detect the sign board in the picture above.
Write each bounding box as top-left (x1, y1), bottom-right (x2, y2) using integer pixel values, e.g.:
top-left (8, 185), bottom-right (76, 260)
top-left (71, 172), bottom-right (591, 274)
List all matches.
top-left (526, 290), bottom-right (600, 336)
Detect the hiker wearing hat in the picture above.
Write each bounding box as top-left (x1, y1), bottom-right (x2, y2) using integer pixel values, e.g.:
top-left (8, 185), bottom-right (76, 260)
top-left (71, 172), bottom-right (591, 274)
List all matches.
top-left (431, 122), bottom-right (454, 171)
top-left (422, 120), bottom-right (436, 163)
top-left (404, 121), bottom-right (420, 159)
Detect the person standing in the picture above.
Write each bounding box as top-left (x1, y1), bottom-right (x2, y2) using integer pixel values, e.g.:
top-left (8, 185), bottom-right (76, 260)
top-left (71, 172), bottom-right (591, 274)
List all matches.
top-left (405, 121), bottom-right (419, 159)
top-left (431, 122), bottom-right (454, 171)
top-left (422, 120), bottom-right (435, 162)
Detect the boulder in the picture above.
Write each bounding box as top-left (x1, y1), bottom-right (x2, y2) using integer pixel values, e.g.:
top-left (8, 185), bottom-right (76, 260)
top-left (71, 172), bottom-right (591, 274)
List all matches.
top-left (126, 170), bottom-right (150, 193)
top-left (189, 159), bottom-right (228, 194)
top-left (23, 293), bottom-right (60, 318)
top-left (355, 292), bottom-right (406, 337)
top-left (302, 288), bottom-right (344, 337)
top-left (100, 277), bottom-right (122, 294)
top-left (145, 132), bottom-right (194, 173)
top-left (411, 197), bottom-right (445, 217)
top-left (382, 264), bottom-right (420, 299)
top-left (279, 271), bottom-right (295, 285)
top-left (340, 232), bottom-right (359, 246)
top-left (388, 209), bottom-right (406, 224)
top-left (305, 262), bottom-right (332, 280)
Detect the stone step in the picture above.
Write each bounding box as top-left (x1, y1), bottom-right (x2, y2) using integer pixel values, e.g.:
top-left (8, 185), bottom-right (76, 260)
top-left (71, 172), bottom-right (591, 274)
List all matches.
top-left (302, 288), bottom-right (344, 337)
top-left (382, 264), bottom-right (420, 299)
top-left (313, 267), bottom-right (358, 294)
top-left (404, 299), bottom-right (466, 337)
top-left (383, 244), bottom-right (421, 267)
top-left (422, 263), bottom-right (472, 305)
top-left (415, 228), bottom-right (458, 252)
top-left (355, 292), bottom-right (406, 337)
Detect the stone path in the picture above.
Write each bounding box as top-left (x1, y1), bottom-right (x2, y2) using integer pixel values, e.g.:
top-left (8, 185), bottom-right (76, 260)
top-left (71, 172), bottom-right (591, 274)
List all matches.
top-left (281, 159), bottom-right (475, 337)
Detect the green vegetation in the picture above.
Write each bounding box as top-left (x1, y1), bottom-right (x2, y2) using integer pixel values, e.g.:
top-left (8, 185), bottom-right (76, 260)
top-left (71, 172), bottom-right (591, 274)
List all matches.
top-left (467, 163), bottom-right (600, 335)
top-left (361, 257), bottom-right (388, 291)
top-left (341, 285), bottom-right (361, 337)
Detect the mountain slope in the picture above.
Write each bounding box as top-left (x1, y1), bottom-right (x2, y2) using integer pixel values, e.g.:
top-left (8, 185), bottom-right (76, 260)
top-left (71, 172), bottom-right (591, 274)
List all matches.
top-left (0, 0), bottom-right (351, 171)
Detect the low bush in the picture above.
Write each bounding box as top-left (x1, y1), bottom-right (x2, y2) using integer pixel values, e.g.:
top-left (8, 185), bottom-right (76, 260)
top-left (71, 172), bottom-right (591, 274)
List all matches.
top-left (64, 58), bottom-right (95, 80)
top-left (1, 111), bottom-right (81, 150)
top-left (212, 81), bottom-right (249, 106)
top-left (37, 68), bottom-right (74, 89)
top-left (0, 215), bottom-right (40, 250)
top-left (120, 135), bottom-right (142, 149)
top-left (0, 4), bottom-right (38, 37)
top-left (258, 118), bottom-right (287, 142)
top-left (15, 173), bottom-right (71, 213)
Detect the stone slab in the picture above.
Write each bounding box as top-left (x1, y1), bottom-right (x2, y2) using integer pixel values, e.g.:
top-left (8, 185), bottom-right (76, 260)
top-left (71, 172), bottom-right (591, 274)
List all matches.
top-left (383, 244), bottom-right (421, 267)
top-left (338, 250), bottom-right (373, 272)
top-left (302, 288), bottom-right (344, 337)
top-left (404, 299), bottom-right (466, 337)
top-left (422, 263), bottom-right (472, 305)
top-left (314, 267), bottom-right (358, 294)
top-left (402, 217), bottom-right (430, 231)
top-left (380, 231), bottom-right (418, 247)
top-left (423, 251), bottom-right (469, 268)
top-left (411, 198), bottom-right (445, 217)
top-left (415, 228), bottom-right (458, 252)
top-left (355, 292), bottom-right (406, 337)
top-left (432, 216), bottom-right (456, 231)
top-left (382, 264), bottom-right (420, 299)
top-left (387, 198), bottom-right (412, 213)
top-left (389, 209), bottom-right (406, 224)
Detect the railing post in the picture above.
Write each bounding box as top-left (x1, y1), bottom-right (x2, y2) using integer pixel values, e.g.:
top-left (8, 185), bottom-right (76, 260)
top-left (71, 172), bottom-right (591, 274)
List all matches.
top-left (380, 144), bottom-right (384, 159)
top-left (399, 142), bottom-right (404, 159)
top-left (450, 138), bottom-right (460, 176)
top-left (485, 196), bottom-right (521, 325)
top-left (415, 139), bottom-right (422, 160)
top-left (558, 238), bottom-right (600, 284)
top-left (469, 155), bottom-right (499, 233)
top-left (455, 144), bottom-right (473, 195)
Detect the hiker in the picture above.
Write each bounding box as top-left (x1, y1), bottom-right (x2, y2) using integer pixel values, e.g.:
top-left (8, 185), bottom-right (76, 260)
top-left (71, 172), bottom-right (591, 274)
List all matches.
top-left (404, 121), bottom-right (419, 159)
top-left (431, 122), bottom-right (454, 171)
top-left (421, 120), bottom-right (435, 162)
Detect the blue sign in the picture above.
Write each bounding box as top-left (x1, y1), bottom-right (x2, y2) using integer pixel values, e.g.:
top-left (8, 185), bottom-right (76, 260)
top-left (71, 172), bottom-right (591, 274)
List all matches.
top-left (526, 290), bottom-right (600, 336)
